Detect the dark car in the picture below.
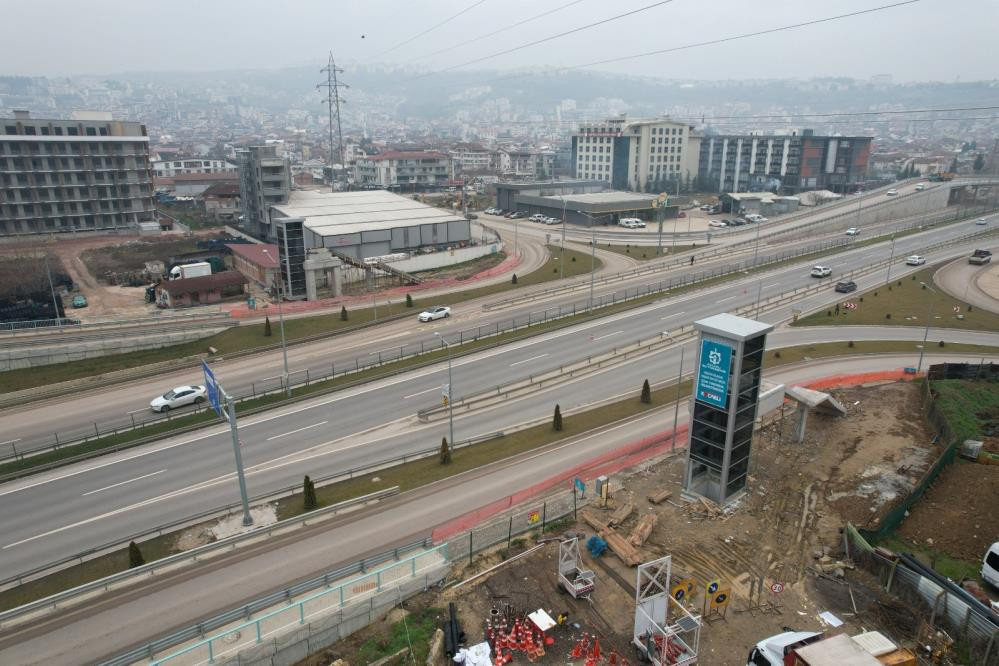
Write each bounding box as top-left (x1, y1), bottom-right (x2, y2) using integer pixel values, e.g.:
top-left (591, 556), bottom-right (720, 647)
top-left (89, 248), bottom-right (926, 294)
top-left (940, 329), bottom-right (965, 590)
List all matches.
top-left (835, 280), bottom-right (858, 293)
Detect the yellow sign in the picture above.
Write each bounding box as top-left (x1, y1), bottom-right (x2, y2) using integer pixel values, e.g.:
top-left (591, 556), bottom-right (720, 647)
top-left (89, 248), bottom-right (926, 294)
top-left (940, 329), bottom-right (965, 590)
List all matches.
top-left (527, 510), bottom-right (541, 524)
top-left (709, 586), bottom-right (731, 609)
top-left (671, 578), bottom-right (696, 602)
top-left (705, 578), bottom-right (721, 596)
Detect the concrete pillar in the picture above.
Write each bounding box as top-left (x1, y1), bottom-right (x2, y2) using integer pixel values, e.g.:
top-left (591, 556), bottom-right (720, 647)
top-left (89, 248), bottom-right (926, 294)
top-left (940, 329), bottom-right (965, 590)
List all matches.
top-left (302, 249), bottom-right (343, 301)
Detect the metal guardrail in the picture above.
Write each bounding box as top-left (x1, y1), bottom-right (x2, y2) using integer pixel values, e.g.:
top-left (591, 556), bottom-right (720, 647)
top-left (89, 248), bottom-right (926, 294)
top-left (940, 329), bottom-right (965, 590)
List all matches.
top-left (0, 310), bottom-right (232, 335)
top-left (0, 486), bottom-right (402, 631)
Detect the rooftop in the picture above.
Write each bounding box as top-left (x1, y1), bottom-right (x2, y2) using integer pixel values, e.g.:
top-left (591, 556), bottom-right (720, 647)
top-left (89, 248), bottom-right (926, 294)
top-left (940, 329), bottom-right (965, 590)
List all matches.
top-left (519, 190), bottom-right (660, 214)
top-left (694, 312), bottom-right (774, 341)
top-left (363, 151), bottom-right (448, 162)
top-left (157, 271), bottom-right (247, 296)
top-left (171, 173), bottom-right (240, 183)
top-left (272, 190), bottom-right (465, 236)
top-left (202, 183), bottom-right (241, 197)
top-left (226, 243), bottom-right (279, 268)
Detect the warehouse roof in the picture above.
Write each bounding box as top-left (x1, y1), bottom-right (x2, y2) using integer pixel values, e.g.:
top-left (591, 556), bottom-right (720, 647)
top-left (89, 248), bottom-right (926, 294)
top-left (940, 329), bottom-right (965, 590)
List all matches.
top-left (157, 271), bottom-right (247, 295)
top-left (271, 190), bottom-right (466, 237)
top-left (226, 243), bottom-right (279, 268)
top-left (516, 189), bottom-right (660, 214)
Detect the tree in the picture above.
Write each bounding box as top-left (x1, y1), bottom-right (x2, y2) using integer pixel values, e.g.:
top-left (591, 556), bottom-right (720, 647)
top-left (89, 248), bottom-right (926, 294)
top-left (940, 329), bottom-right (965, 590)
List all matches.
top-left (511, 273), bottom-right (518, 284)
top-left (950, 157), bottom-right (960, 174)
top-left (303, 475), bottom-right (318, 511)
top-left (641, 379), bottom-right (651, 404)
top-left (128, 541), bottom-right (145, 568)
top-left (263, 316), bottom-right (272, 337)
top-left (974, 152), bottom-right (985, 173)
top-left (405, 293), bottom-right (413, 308)
top-left (553, 404), bottom-right (563, 431)
top-left (340, 305), bottom-right (348, 321)
top-left (439, 436), bottom-right (452, 465)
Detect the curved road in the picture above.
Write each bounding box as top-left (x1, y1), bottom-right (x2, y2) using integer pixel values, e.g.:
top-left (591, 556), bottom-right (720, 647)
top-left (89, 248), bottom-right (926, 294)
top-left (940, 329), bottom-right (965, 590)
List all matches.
top-left (934, 251), bottom-right (999, 314)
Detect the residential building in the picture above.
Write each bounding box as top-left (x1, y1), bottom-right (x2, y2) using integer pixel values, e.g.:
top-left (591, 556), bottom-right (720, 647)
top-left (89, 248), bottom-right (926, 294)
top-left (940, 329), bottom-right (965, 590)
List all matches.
top-left (0, 110), bottom-right (155, 236)
top-left (497, 148), bottom-right (554, 180)
top-left (237, 144), bottom-right (291, 240)
top-left (448, 143), bottom-right (492, 174)
top-left (201, 183), bottom-right (241, 222)
top-left (571, 116), bottom-right (700, 192)
top-left (698, 130), bottom-right (872, 194)
top-left (354, 151), bottom-right (453, 190)
top-left (152, 158), bottom-right (235, 178)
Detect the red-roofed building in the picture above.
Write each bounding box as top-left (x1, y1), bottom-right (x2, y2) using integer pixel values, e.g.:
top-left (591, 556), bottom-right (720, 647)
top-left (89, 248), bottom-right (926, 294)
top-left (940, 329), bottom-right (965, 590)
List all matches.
top-left (155, 270), bottom-right (248, 308)
top-left (202, 183), bottom-right (242, 222)
top-left (355, 151), bottom-right (454, 190)
top-left (226, 243), bottom-right (279, 288)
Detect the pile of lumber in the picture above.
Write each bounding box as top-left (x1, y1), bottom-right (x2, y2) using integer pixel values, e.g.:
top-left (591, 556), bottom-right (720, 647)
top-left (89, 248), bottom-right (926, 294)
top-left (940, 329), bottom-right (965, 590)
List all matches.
top-left (581, 509), bottom-right (642, 566)
top-left (647, 489), bottom-right (672, 505)
top-left (607, 501), bottom-right (635, 527)
top-left (629, 514), bottom-right (657, 547)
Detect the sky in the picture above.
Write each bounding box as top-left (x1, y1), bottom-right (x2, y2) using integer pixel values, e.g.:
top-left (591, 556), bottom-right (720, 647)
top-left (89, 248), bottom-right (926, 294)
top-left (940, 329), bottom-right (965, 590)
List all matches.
top-left (2, 0), bottom-right (997, 82)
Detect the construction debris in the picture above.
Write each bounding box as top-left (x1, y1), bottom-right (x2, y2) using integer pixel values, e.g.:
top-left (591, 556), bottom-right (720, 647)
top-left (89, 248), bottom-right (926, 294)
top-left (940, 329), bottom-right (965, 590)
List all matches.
top-left (581, 510), bottom-right (642, 566)
top-left (607, 501), bottom-right (635, 527)
top-left (647, 489), bottom-right (672, 505)
top-left (629, 514), bottom-right (657, 547)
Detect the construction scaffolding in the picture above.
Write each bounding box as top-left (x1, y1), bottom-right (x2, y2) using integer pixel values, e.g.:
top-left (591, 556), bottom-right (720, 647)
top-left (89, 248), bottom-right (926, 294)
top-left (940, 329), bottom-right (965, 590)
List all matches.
top-left (633, 555), bottom-right (701, 665)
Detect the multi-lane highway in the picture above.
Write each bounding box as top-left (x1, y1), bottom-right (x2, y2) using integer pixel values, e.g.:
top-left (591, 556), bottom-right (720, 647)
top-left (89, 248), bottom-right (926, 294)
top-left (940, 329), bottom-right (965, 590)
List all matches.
top-left (0, 216), bottom-right (997, 579)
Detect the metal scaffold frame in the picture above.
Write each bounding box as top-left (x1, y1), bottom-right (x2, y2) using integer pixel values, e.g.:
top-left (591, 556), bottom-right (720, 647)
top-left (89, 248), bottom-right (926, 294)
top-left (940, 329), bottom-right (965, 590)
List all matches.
top-left (633, 555), bottom-right (701, 665)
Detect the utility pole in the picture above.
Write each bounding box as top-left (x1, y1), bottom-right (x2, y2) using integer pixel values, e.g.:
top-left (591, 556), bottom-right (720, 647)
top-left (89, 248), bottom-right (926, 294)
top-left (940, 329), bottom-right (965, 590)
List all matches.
top-left (43, 253), bottom-right (62, 329)
top-left (317, 52), bottom-right (348, 192)
top-left (672, 346), bottom-right (685, 451)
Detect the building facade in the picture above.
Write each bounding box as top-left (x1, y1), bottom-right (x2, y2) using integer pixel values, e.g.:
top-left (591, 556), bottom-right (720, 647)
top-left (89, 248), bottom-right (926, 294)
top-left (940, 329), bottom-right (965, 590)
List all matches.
top-left (0, 110), bottom-right (155, 236)
top-left (152, 158), bottom-right (235, 178)
top-left (698, 130), bottom-right (872, 194)
top-left (571, 116), bottom-right (700, 192)
top-left (237, 144), bottom-right (291, 240)
top-left (497, 148), bottom-right (554, 180)
top-left (354, 151), bottom-right (454, 190)
top-left (448, 143), bottom-right (492, 174)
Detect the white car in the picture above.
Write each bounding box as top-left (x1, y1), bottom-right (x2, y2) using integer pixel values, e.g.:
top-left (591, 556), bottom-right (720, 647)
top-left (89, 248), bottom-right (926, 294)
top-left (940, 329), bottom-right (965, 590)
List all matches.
top-left (529, 214), bottom-right (545, 222)
top-left (976, 218), bottom-right (989, 225)
top-left (914, 184), bottom-right (925, 191)
top-left (618, 218), bottom-right (646, 229)
top-left (906, 255), bottom-right (926, 266)
top-left (845, 227), bottom-right (860, 236)
top-left (418, 305), bottom-right (451, 322)
top-left (886, 189), bottom-right (898, 196)
top-left (150, 385), bottom-right (207, 413)
top-left (810, 265), bottom-right (832, 278)
top-left (708, 220), bottom-right (727, 228)
top-left (544, 217), bottom-right (561, 225)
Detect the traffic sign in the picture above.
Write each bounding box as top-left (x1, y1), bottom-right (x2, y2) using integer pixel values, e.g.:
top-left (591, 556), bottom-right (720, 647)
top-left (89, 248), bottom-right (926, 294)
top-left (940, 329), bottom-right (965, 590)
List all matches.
top-left (770, 582), bottom-right (785, 594)
top-left (843, 302), bottom-right (858, 310)
top-left (202, 361), bottom-right (225, 420)
top-left (953, 306), bottom-right (961, 314)
top-left (705, 579), bottom-right (721, 596)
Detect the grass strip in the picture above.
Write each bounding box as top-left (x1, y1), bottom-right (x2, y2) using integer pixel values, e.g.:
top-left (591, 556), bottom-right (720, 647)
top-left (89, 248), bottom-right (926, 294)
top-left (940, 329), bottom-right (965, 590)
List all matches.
top-left (599, 242), bottom-right (699, 260)
top-left (4, 340), bottom-right (998, 613)
top-left (0, 246), bottom-right (599, 393)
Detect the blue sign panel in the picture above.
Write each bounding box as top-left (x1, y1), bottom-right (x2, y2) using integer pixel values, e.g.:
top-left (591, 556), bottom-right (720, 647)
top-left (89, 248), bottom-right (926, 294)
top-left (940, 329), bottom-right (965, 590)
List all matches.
top-left (695, 339), bottom-right (732, 409)
top-left (202, 361), bottom-right (225, 419)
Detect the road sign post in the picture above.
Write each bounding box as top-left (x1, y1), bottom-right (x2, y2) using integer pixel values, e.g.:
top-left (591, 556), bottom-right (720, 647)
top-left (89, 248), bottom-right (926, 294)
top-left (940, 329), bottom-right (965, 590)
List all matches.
top-left (203, 362), bottom-right (253, 527)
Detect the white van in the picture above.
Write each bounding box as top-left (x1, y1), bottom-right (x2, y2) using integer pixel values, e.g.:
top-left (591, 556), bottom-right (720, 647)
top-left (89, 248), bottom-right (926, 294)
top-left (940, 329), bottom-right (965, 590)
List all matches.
top-left (618, 218), bottom-right (645, 229)
top-left (983, 542), bottom-right (999, 588)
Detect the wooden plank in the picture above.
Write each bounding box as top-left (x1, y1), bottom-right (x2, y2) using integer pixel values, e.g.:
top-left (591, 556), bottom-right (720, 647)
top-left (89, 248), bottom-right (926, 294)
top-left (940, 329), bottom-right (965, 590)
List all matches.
top-left (580, 509), bottom-right (608, 532)
top-left (629, 514), bottom-right (657, 547)
top-left (600, 529), bottom-right (642, 566)
top-left (607, 501), bottom-right (635, 527)
top-left (647, 489), bottom-right (672, 505)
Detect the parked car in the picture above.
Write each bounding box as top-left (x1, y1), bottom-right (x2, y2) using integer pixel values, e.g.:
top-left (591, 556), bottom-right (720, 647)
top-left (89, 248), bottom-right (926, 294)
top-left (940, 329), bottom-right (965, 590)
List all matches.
top-left (886, 189), bottom-right (898, 196)
top-left (977, 218), bottom-right (989, 225)
top-left (150, 385), bottom-right (207, 413)
top-left (708, 220), bottom-right (727, 228)
top-left (914, 184), bottom-right (925, 191)
top-left (982, 542), bottom-right (999, 588)
top-left (905, 255), bottom-right (926, 266)
top-left (71, 294), bottom-right (88, 308)
top-left (618, 218), bottom-right (646, 229)
top-left (464, 213), bottom-right (478, 220)
top-left (810, 265), bottom-right (832, 278)
top-left (484, 207), bottom-right (500, 215)
top-left (529, 213), bottom-right (545, 222)
top-left (834, 280), bottom-right (858, 293)
top-left (544, 217), bottom-right (561, 225)
top-left (845, 227), bottom-right (860, 236)
top-left (509, 211), bottom-right (526, 219)
top-left (418, 305), bottom-right (451, 322)
top-left (678, 211), bottom-right (687, 218)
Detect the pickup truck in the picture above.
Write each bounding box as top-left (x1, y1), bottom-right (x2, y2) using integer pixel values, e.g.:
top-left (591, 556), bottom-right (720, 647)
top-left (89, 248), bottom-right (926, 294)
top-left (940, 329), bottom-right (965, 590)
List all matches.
top-left (969, 249), bottom-right (993, 265)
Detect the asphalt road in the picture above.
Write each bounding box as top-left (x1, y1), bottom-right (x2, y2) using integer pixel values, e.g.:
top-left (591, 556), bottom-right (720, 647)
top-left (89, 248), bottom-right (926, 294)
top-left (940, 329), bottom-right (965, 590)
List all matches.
top-left (1, 351), bottom-right (996, 666)
top-left (1, 218), bottom-right (998, 578)
top-left (933, 251), bottom-right (999, 314)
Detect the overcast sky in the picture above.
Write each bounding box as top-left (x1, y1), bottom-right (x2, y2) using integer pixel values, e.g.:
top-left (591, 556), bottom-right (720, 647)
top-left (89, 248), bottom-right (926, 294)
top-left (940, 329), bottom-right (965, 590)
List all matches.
top-left (3, 0), bottom-right (997, 82)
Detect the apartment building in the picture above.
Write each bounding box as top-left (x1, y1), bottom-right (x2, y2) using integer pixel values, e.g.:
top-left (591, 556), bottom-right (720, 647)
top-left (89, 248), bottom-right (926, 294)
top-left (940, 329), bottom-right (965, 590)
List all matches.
top-left (152, 158), bottom-right (236, 178)
top-left (497, 148), bottom-right (554, 180)
top-left (237, 144), bottom-right (291, 240)
top-left (571, 116), bottom-right (700, 192)
top-left (354, 151), bottom-right (454, 190)
top-left (698, 130), bottom-right (872, 194)
top-left (0, 110), bottom-right (155, 236)
top-left (448, 143), bottom-right (492, 174)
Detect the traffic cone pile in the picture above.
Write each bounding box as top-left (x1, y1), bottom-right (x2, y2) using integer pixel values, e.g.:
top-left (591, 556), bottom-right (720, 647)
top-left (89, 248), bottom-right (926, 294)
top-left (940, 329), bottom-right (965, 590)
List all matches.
top-left (485, 611), bottom-right (548, 664)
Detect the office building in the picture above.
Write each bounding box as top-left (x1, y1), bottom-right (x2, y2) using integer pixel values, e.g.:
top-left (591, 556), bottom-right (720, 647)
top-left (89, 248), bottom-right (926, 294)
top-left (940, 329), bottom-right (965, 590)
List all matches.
top-left (0, 110), bottom-right (155, 236)
top-left (237, 144), bottom-right (291, 240)
top-left (354, 151), bottom-right (454, 190)
top-left (698, 130), bottom-right (872, 194)
top-left (571, 116), bottom-right (700, 192)
top-left (152, 158), bottom-right (235, 178)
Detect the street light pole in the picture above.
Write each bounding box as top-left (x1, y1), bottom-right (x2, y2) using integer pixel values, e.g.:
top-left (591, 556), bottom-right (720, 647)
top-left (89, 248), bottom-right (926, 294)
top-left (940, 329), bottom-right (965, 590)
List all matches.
top-left (262, 249), bottom-right (290, 397)
top-left (560, 194), bottom-right (567, 280)
top-left (916, 282), bottom-right (936, 374)
top-left (435, 333), bottom-right (455, 447)
top-left (885, 227), bottom-right (898, 285)
top-left (225, 390), bottom-right (253, 526)
top-left (671, 346), bottom-right (685, 452)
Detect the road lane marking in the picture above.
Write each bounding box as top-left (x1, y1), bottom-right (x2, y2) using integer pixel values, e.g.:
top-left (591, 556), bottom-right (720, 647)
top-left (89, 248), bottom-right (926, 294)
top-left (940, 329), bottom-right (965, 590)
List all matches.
top-left (718, 296), bottom-right (736, 302)
top-left (0, 438), bottom-right (21, 446)
top-left (369, 346), bottom-right (403, 355)
top-left (82, 469), bottom-right (167, 497)
top-left (510, 353), bottom-right (549, 367)
top-left (126, 408), bottom-right (149, 415)
top-left (591, 330), bottom-right (623, 342)
top-left (660, 312), bottom-right (685, 320)
top-left (266, 421), bottom-right (328, 441)
top-left (764, 283), bottom-right (780, 289)
top-left (403, 386), bottom-right (441, 399)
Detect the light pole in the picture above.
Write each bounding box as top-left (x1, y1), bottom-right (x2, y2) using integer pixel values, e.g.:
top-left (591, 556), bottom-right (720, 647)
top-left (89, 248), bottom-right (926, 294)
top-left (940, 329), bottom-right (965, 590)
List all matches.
top-left (560, 193), bottom-right (568, 280)
top-left (885, 226), bottom-right (898, 285)
top-left (671, 346), bottom-right (685, 451)
top-left (434, 332), bottom-right (455, 448)
top-left (576, 211), bottom-right (605, 311)
top-left (916, 282), bottom-right (936, 374)
top-left (752, 217), bottom-right (762, 267)
top-left (262, 249), bottom-right (290, 396)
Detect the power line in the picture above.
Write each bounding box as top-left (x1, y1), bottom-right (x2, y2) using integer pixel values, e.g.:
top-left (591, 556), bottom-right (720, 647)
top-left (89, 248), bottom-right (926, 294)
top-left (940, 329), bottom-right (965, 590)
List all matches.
top-left (375, 0), bottom-right (490, 58)
top-left (414, 0), bottom-right (676, 78)
top-left (411, 0), bottom-right (588, 61)
top-left (317, 52), bottom-right (349, 191)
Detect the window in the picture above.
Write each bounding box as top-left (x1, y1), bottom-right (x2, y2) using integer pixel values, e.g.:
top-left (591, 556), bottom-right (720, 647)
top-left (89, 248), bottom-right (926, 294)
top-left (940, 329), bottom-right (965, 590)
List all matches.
top-left (24, 126), bottom-right (36, 135)
top-left (68, 127), bottom-right (78, 136)
top-left (85, 127), bottom-right (97, 136)
top-left (99, 127), bottom-right (108, 136)
top-left (54, 127), bottom-right (62, 135)
top-left (4, 126), bottom-right (16, 135)
top-left (41, 127), bottom-right (49, 136)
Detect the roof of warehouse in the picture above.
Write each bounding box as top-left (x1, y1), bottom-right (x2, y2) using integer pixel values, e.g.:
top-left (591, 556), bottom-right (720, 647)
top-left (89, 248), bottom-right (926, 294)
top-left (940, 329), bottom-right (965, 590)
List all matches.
top-left (271, 190), bottom-right (466, 236)
top-left (156, 271), bottom-right (248, 295)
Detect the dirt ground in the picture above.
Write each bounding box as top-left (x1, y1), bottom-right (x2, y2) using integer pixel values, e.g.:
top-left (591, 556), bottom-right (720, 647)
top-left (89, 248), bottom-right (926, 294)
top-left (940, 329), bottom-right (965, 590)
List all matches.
top-left (318, 381), bottom-right (949, 665)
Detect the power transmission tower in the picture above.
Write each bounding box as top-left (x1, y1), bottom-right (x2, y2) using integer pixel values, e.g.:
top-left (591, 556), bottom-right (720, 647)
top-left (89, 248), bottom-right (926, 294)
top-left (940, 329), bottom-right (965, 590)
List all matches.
top-left (317, 52), bottom-right (348, 192)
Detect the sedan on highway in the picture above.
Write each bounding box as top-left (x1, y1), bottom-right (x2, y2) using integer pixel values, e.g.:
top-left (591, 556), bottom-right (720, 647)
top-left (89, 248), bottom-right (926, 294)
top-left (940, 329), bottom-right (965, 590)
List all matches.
top-left (886, 189), bottom-right (898, 196)
top-left (845, 227), bottom-right (861, 236)
top-left (150, 385), bottom-right (207, 413)
top-left (977, 218), bottom-right (989, 226)
top-left (834, 280), bottom-right (858, 293)
top-left (418, 305), bottom-right (451, 322)
top-left (708, 220), bottom-right (727, 228)
top-left (905, 255), bottom-right (926, 266)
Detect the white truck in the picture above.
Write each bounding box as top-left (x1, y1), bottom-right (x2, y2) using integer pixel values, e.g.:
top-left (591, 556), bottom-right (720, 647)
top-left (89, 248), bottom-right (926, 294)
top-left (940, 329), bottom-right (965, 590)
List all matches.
top-left (169, 261), bottom-right (212, 280)
top-left (748, 630), bottom-right (915, 666)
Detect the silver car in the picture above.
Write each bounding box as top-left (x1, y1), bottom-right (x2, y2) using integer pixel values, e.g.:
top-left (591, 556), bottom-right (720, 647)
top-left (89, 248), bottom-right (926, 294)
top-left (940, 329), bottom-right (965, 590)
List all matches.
top-left (418, 306), bottom-right (451, 322)
top-left (150, 385), bottom-right (207, 413)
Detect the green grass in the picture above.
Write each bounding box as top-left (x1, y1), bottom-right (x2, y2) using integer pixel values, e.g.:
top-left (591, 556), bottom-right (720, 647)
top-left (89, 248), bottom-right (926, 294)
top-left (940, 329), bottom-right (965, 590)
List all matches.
top-left (929, 378), bottom-right (999, 445)
top-left (0, 246), bottom-right (597, 394)
top-left (354, 605), bottom-right (442, 664)
top-left (793, 265), bottom-right (999, 331)
top-left (878, 533), bottom-right (981, 582)
top-left (600, 243), bottom-right (699, 260)
top-left (766, 340), bottom-right (999, 366)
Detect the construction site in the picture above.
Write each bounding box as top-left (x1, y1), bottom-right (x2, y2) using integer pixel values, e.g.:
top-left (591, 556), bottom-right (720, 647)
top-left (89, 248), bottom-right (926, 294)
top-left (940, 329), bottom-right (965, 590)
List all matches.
top-left (307, 375), bottom-right (999, 666)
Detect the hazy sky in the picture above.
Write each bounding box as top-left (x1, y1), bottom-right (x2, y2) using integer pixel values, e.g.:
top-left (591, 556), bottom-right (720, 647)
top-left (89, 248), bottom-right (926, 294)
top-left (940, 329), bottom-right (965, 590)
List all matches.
top-left (3, 0), bottom-right (997, 82)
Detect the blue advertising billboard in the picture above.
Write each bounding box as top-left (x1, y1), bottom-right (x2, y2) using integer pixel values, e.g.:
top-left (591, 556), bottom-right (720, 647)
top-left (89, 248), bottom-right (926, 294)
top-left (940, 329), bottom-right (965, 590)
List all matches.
top-left (202, 361), bottom-right (225, 419)
top-left (695, 339), bottom-right (732, 409)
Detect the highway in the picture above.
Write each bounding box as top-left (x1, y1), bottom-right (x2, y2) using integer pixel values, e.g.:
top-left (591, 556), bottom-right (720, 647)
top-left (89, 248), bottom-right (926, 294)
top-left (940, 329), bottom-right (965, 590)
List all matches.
top-left (934, 253), bottom-right (999, 314)
top-left (2, 351), bottom-right (997, 666)
top-left (0, 217), bottom-right (997, 579)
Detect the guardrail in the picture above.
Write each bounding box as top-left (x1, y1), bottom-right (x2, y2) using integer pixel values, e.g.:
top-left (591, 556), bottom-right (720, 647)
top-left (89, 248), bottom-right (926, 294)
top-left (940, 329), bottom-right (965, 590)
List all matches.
top-left (0, 310), bottom-right (232, 335)
top-left (0, 486), bottom-right (402, 631)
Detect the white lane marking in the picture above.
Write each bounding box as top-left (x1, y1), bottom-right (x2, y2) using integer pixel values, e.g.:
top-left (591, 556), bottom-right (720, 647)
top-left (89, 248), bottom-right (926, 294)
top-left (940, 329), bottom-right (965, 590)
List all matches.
top-left (369, 346), bottom-right (403, 355)
top-left (592, 330), bottom-right (623, 342)
top-left (0, 438), bottom-right (21, 446)
top-left (266, 421), bottom-right (328, 441)
top-left (82, 469), bottom-right (167, 497)
top-left (403, 386), bottom-right (441, 400)
top-left (510, 353), bottom-right (548, 367)
top-left (718, 296), bottom-right (736, 303)
top-left (660, 312), bottom-right (686, 320)
top-left (259, 375), bottom-right (284, 382)
top-left (126, 408), bottom-right (149, 415)
top-left (763, 283), bottom-right (780, 289)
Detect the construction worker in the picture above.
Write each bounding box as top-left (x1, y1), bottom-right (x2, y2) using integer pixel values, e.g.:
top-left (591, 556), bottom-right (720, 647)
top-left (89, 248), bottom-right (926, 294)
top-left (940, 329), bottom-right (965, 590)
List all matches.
top-left (690, 255), bottom-right (695, 265)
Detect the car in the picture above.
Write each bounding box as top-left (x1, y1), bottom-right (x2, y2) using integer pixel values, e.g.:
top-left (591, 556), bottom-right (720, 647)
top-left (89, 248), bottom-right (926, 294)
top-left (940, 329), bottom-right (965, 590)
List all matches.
top-left (618, 218), bottom-right (645, 229)
top-left (418, 305), bottom-right (451, 322)
top-left (510, 211), bottom-right (526, 219)
top-left (464, 213), bottom-right (478, 220)
top-left (708, 220), bottom-right (727, 228)
top-left (150, 385), bottom-right (207, 413)
top-left (886, 189), bottom-right (898, 196)
top-left (810, 265), bottom-right (832, 278)
top-left (976, 218), bottom-right (989, 225)
top-left (529, 213), bottom-right (545, 222)
top-left (905, 255), bottom-right (926, 266)
top-left (732, 218), bottom-right (746, 226)
top-left (485, 207), bottom-right (500, 215)
top-left (845, 227), bottom-right (860, 236)
top-left (914, 184), bottom-right (925, 191)
top-left (678, 211), bottom-right (687, 218)
top-left (544, 217), bottom-right (561, 225)
top-left (71, 294), bottom-right (88, 308)
top-left (834, 280), bottom-right (858, 293)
